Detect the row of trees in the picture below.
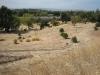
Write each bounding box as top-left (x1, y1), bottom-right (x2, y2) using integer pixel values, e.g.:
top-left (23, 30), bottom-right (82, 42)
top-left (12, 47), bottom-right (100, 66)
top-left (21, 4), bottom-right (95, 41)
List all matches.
top-left (0, 6), bottom-right (100, 32)
top-left (13, 8), bottom-right (100, 23)
top-left (60, 10), bottom-right (100, 23)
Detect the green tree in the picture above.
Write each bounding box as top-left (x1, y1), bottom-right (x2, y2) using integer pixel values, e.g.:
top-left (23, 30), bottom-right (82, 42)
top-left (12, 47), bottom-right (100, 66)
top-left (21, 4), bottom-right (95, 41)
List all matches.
top-left (95, 9), bottom-right (100, 22)
top-left (40, 19), bottom-right (50, 30)
top-left (0, 6), bottom-right (20, 32)
top-left (60, 13), bottom-right (70, 23)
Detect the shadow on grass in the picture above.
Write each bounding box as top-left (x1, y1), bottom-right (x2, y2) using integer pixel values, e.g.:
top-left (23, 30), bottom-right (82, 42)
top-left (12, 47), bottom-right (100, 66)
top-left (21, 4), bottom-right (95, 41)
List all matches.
top-left (0, 55), bottom-right (33, 65)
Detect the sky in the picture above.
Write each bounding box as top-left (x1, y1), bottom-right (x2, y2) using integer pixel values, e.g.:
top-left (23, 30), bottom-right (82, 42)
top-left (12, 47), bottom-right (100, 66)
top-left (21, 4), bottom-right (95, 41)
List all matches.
top-left (0, 0), bottom-right (100, 10)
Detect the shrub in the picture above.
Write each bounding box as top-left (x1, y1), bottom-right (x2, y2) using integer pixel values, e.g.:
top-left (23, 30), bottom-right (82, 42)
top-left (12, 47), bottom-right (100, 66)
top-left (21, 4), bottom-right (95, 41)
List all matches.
top-left (72, 36), bottom-right (78, 43)
top-left (60, 32), bottom-right (68, 39)
top-left (59, 28), bottom-right (64, 33)
top-left (26, 39), bottom-right (31, 42)
top-left (14, 39), bottom-right (19, 44)
top-left (52, 21), bottom-right (59, 26)
top-left (27, 18), bottom-right (33, 30)
top-left (0, 39), bottom-right (5, 41)
top-left (18, 36), bottom-right (22, 39)
top-left (71, 16), bottom-right (81, 26)
top-left (40, 19), bottom-right (50, 30)
top-left (23, 37), bottom-right (25, 39)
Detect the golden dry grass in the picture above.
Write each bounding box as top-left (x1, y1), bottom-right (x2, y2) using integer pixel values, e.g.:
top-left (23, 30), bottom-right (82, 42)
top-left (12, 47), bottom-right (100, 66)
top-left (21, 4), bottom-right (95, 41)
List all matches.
top-left (0, 23), bottom-right (100, 75)
top-left (26, 39), bottom-right (31, 42)
top-left (32, 38), bottom-right (40, 41)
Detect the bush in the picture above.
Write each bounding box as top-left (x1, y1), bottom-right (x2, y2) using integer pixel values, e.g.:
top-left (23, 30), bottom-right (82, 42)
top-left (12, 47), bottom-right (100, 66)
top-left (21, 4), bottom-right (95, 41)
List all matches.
top-left (27, 18), bottom-right (33, 30)
top-left (23, 37), bottom-right (25, 39)
top-left (60, 32), bottom-right (68, 39)
top-left (59, 28), bottom-right (64, 33)
top-left (52, 21), bottom-right (59, 26)
top-left (71, 16), bottom-right (81, 26)
top-left (72, 36), bottom-right (78, 43)
top-left (18, 36), bottom-right (22, 39)
top-left (40, 19), bottom-right (50, 30)
top-left (14, 39), bottom-right (19, 44)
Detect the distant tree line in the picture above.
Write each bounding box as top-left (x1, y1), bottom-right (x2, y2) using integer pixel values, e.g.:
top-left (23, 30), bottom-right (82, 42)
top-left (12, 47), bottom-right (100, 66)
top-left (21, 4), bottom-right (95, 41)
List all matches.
top-left (0, 5), bottom-right (100, 32)
top-left (13, 8), bottom-right (100, 23)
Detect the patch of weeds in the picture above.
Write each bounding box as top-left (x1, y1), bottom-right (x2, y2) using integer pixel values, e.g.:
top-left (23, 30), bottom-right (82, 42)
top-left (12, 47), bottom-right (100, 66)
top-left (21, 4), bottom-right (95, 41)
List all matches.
top-left (59, 28), bottom-right (64, 33)
top-left (26, 39), bottom-right (31, 42)
top-left (14, 39), bottom-right (19, 44)
top-left (32, 38), bottom-right (40, 41)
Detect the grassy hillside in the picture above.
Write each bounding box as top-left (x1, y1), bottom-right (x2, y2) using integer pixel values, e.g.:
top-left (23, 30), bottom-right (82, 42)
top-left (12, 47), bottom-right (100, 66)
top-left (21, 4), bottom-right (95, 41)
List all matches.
top-left (0, 22), bottom-right (100, 75)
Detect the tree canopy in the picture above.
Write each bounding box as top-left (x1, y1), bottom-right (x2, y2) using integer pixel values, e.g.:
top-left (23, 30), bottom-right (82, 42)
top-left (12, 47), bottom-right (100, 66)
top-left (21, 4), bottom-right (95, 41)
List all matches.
top-left (0, 6), bottom-right (20, 32)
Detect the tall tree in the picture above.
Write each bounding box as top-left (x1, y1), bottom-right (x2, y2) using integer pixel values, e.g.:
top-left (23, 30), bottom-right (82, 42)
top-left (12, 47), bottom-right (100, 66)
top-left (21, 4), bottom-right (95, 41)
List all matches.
top-left (0, 6), bottom-right (20, 32)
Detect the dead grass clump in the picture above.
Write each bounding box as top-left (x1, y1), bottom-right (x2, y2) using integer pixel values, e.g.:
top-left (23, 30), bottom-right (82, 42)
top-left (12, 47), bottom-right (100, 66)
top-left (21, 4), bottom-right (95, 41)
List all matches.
top-left (22, 37), bottom-right (25, 39)
top-left (19, 39), bottom-right (23, 42)
top-left (28, 35), bottom-right (31, 37)
top-left (0, 38), bottom-right (5, 41)
top-left (32, 38), bottom-right (40, 41)
top-left (14, 39), bottom-right (19, 44)
top-left (26, 39), bottom-right (31, 42)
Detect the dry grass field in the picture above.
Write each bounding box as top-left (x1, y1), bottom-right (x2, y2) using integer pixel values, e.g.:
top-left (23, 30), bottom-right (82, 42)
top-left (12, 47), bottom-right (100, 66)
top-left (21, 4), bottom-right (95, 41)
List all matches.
top-left (0, 22), bottom-right (100, 75)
